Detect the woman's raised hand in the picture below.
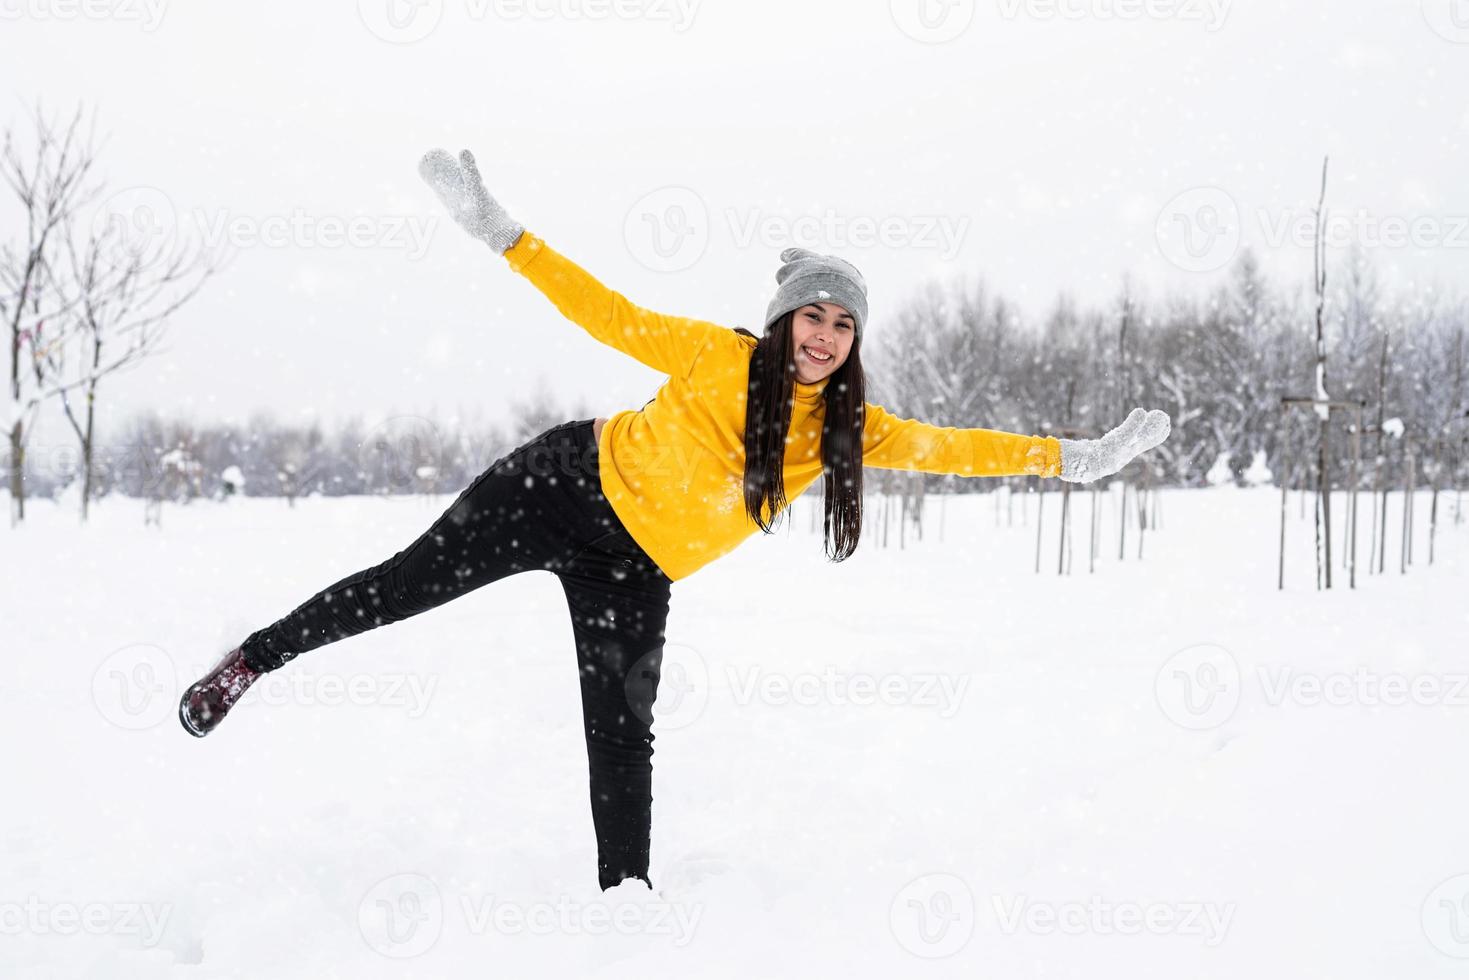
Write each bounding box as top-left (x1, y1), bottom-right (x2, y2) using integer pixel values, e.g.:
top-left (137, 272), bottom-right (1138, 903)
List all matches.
top-left (417, 148), bottom-right (524, 255)
top-left (1057, 408), bottom-right (1171, 483)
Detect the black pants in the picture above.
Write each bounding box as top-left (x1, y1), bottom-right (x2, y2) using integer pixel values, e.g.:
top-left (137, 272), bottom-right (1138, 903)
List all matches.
top-left (240, 418), bottom-right (673, 891)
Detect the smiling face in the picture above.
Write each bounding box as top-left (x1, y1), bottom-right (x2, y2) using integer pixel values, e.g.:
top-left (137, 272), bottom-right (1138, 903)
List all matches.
top-left (789, 302), bottom-right (855, 384)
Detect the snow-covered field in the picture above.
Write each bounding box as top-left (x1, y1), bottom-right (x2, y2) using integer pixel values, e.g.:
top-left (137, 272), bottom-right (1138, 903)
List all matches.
top-left (3, 484), bottom-right (1467, 978)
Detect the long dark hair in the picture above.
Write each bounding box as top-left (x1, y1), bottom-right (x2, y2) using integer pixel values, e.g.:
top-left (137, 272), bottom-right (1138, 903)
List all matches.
top-left (732, 310), bottom-right (866, 563)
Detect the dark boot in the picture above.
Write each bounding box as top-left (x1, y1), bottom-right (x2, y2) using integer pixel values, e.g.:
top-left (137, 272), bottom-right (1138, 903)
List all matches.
top-left (178, 645), bottom-right (261, 737)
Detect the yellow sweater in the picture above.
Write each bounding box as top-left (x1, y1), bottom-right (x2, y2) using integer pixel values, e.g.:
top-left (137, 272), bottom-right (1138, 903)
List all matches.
top-left (504, 232), bottom-right (1062, 581)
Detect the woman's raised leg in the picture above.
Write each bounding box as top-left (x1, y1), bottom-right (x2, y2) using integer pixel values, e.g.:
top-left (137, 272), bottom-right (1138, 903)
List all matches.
top-left (183, 419), bottom-right (610, 735)
top-left (239, 419), bottom-right (608, 672)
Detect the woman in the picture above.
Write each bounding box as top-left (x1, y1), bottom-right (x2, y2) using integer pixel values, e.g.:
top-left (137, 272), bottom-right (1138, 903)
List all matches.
top-left (178, 148), bottom-right (1171, 893)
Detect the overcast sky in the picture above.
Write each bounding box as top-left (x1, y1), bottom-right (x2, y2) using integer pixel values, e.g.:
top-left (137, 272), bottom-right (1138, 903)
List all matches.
top-left (7, 0), bottom-right (1467, 449)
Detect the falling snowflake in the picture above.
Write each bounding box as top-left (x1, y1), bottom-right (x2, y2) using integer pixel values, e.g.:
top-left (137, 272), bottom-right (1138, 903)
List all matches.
top-left (714, 474), bottom-right (744, 514)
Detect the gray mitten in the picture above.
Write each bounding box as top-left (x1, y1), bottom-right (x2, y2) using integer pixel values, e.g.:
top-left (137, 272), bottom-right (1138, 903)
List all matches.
top-left (1058, 408), bottom-right (1171, 483)
top-left (417, 148), bottom-right (524, 255)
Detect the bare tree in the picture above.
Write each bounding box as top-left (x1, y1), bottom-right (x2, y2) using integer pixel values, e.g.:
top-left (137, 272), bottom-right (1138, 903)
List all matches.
top-left (0, 102), bottom-right (101, 524)
top-left (258, 418), bottom-right (329, 509)
top-left (143, 442), bottom-right (204, 528)
top-left (43, 192), bottom-right (217, 521)
top-left (1310, 157), bottom-right (1333, 588)
top-left (507, 378), bottom-right (579, 443)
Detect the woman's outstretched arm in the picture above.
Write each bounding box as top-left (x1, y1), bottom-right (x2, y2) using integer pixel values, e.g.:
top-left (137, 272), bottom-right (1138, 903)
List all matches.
top-left (501, 231), bottom-right (715, 379)
top-left (860, 404), bottom-right (1171, 481)
top-left (860, 402), bottom-right (1062, 477)
top-left (419, 147), bottom-right (714, 379)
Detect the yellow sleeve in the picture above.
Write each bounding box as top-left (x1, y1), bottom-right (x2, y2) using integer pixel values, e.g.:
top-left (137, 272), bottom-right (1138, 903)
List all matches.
top-left (861, 402), bottom-right (1061, 477)
top-left (504, 231), bottom-right (716, 378)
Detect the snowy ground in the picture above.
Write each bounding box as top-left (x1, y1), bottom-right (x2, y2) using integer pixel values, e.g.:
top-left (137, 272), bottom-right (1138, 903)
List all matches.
top-left (3, 483), bottom-right (1467, 978)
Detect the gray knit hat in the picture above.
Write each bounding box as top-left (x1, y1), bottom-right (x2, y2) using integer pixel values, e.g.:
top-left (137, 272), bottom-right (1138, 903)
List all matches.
top-left (763, 247), bottom-right (868, 337)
